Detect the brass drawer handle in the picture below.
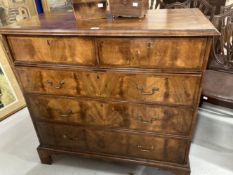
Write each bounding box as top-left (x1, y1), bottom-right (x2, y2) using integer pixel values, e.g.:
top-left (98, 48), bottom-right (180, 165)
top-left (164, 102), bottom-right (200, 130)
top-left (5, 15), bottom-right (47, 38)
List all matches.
top-left (60, 110), bottom-right (72, 117)
top-left (137, 145), bottom-right (154, 152)
top-left (47, 80), bottom-right (65, 89)
top-left (136, 84), bottom-right (159, 96)
top-left (54, 109), bottom-right (74, 117)
top-left (136, 115), bottom-right (160, 124)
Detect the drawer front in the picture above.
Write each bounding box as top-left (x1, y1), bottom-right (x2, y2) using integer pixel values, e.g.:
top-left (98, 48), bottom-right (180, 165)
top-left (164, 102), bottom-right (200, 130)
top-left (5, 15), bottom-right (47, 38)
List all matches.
top-left (87, 130), bottom-right (188, 164)
top-left (7, 36), bottom-right (96, 65)
top-left (36, 122), bottom-right (188, 164)
top-left (127, 134), bottom-right (188, 164)
top-left (28, 95), bottom-right (193, 135)
top-left (98, 38), bottom-right (206, 69)
top-left (18, 68), bottom-right (201, 105)
top-left (37, 122), bottom-right (87, 151)
top-left (18, 68), bottom-right (79, 96)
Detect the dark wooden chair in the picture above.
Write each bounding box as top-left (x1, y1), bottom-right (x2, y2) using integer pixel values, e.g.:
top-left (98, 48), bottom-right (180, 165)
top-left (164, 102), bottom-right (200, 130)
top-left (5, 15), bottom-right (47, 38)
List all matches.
top-left (150, 0), bottom-right (191, 9)
top-left (209, 9), bottom-right (233, 72)
top-left (150, 0), bottom-right (216, 21)
top-left (150, 0), bottom-right (163, 9)
top-left (203, 70), bottom-right (233, 108)
top-left (220, 3), bottom-right (233, 14)
top-left (191, 0), bottom-right (216, 20)
top-left (202, 9), bottom-right (233, 108)
top-left (164, 0), bottom-right (191, 9)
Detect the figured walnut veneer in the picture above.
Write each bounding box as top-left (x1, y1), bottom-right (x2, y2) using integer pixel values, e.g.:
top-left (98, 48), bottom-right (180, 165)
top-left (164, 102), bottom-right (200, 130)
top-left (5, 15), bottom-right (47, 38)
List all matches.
top-left (17, 67), bottom-right (201, 105)
top-left (98, 38), bottom-right (206, 69)
top-left (37, 122), bottom-right (188, 164)
top-left (27, 95), bottom-right (194, 136)
top-left (7, 36), bottom-right (96, 65)
top-left (0, 9), bottom-right (219, 175)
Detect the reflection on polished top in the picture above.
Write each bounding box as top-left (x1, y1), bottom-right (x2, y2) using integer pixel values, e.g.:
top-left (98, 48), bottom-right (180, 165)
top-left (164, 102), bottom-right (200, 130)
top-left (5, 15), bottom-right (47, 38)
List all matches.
top-left (0, 9), bottom-right (219, 36)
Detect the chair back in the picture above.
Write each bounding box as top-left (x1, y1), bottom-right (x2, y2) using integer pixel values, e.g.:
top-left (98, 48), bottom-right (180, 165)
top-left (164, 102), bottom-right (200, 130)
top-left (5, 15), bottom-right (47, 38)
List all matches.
top-left (164, 0), bottom-right (191, 9)
top-left (191, 0), bottom-right (216, 20)
top-left (211, 9), bottom-right (233, 71)
top-left (220, 3), bottom-right (233, 14)
top-left (150, 0), bottom-right (216, 21)
top-left (150, 0), bottom-right (163, 9)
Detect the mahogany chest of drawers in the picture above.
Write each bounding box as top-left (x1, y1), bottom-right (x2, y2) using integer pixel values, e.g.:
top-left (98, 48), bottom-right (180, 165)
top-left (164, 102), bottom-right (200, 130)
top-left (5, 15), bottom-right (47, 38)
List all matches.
top-left (0, 9), bottom-right (218, 175)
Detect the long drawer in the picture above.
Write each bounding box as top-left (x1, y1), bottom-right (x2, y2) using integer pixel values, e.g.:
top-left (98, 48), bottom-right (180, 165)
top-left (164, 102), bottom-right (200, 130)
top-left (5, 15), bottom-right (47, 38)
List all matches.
top-left (18, 67), bottom-right (201, 106)
top-left (37, 122), bottom-right (189, 164)
top-left (7, 36), bottom-right (96, 65)
top-left (27, 95), bottom-right (194, 136)
top-left (97, 37), bottom-right (206, 70)
top-left (8, 36), bottom-right (206, 70)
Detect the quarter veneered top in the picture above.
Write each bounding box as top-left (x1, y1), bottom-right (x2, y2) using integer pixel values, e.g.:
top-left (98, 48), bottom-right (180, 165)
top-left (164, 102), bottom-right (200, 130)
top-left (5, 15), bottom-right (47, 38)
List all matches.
top-left (0, 9), bottom-right (219, 36)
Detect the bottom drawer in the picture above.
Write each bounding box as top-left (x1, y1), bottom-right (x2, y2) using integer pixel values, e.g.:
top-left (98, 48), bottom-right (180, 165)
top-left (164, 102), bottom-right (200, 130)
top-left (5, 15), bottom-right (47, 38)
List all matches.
top-left (37, 122), bottom-right (87, 152)
top-left (37, 122), bottom-right (189, 164)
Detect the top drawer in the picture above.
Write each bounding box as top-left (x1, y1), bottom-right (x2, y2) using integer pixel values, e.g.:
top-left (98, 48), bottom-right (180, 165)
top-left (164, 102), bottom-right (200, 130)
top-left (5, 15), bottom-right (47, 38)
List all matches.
top-left (7, 36), bottom-right (207, 70)
top-left (7, 36), bottom-right (96, 65)
top-left (98, 38), bottom-right (207, 70)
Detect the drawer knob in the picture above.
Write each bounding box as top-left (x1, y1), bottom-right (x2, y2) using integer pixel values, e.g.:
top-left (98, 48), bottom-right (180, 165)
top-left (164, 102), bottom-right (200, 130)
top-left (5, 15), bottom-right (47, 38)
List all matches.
top-left (136, 115), bottom-right (160, 124)
top-left (47, 80), bottom-right (65, 89)
top-left (137, 145), bottom-right (154, 152)
top-left (136, 84), bottom-right (159, 96)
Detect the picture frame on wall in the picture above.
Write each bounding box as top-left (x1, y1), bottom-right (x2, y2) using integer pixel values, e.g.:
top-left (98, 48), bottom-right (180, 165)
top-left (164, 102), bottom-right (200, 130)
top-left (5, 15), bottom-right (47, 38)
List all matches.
top-left (0, 0), bottom-right (37, 26)
top-left (0, 0), bottom-right (36, 121)
top-left (0, 37), bottom-right (25, 121)
top-left (41, 0), bottom-right (73, 13)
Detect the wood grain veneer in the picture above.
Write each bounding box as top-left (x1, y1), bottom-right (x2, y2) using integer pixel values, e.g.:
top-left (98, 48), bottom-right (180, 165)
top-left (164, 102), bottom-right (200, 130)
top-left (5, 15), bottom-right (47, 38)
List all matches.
top-left (37, 122), bottom-right (189, 164)
top-left (0, 9), bottom-right (219, 37)
top-left (7, 36), bottom-right (96, 65)
top-left (27, 95), bottom-right (194, 136)
top-left (98, 37), bottom-right (207, 69)
top-left (0, 9), bottom-right (219, 175)
top-left (17, 67), bottom-right (201, 105)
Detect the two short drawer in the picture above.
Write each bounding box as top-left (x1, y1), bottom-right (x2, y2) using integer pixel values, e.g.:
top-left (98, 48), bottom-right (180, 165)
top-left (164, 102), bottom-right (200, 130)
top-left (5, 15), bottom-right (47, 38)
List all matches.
top-left (8, 36), bottom-right (206, 70)
top-left (18, 67), bottom-right (201, 106)
top-left (37, 122), bottom-right (189, 164)
top-left (28, 95), bottom-right (194, 136)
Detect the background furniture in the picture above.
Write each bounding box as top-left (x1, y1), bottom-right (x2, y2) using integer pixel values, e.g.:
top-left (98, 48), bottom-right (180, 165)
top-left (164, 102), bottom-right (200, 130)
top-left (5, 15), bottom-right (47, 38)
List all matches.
top-left (150, 0), bottom-right (216, 20)
top-left (41, 0), bottom-right (72, 13)
top-left (209, 0), bottom-right (226, 13)
top-left (191, 0), bottom-right (216, 20)
top-left (163, 0), bottom-right (191, 9)
top-left (0, 9), bottom-right (218, 175)
top-left (202, 7), bottom-right (233, 108)
top-left (203, 70), bottom-right (233, 108)
top-left (221, 3), bottom-right (233, 13)
top-left (209, 9), bottom-right (233, 72)
top-left (151, 0), bottom-right (226, 13)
